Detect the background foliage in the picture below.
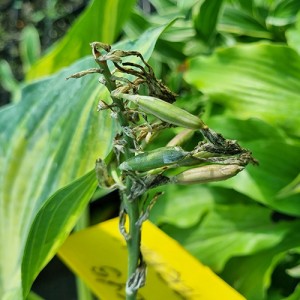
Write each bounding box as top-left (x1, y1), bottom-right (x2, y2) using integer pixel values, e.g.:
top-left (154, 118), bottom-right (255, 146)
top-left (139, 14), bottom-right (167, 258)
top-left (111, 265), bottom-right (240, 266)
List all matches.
top-left (1, 0), bottom-right (300, 299)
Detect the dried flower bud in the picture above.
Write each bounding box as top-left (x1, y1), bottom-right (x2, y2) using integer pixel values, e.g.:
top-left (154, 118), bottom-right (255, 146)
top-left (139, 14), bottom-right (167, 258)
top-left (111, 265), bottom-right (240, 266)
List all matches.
top-left (172, 164), bottom-right (244, 185)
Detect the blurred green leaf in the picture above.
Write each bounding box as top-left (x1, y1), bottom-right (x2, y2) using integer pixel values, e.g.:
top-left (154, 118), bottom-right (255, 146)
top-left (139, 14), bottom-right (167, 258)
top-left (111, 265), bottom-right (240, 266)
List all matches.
top-left (277, 173), bottom-right (300, 198)
top-left (286, 12), bottom-right (300, 55)
top-left (0, 22), bottom-right (176, 299)
top-left (221, 221), bottom-right (300, 300)
top-left (161, 202), bottom-right (291, 273)
top-left (26, 0), bottom-right (136, 80)
top-left (267, 0), bottom-right (300, 26)
top-left (150, 185), bottom-right (251, 227)
top-left (282, 284), bottom-right (300, 300)
top-left (22, 170), bottom-right (98, 298)
top-left (219, 5), bottom-right (271, 38)
top-left (184, 43), bottom-right (300, 136)
top-left (26, 291), bottom-right (44, 300)
top-left (19, 25), bottom-right (41, 73)
top-left (0, 59), bottom-right (21, 101)
top-left (193, 0), bottom-right (224, 44)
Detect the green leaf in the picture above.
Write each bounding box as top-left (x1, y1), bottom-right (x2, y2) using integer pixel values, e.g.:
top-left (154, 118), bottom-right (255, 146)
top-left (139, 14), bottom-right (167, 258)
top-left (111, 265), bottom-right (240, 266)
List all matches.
top-left (267, 0), bottom-right (300, 26)
top-left (0, 22), bottom-right (177, 298)
top-left (282, 284), bottom-right (300, 300)
top-left (150, 185), bottom-right (251, 227)
top-left (184, 43), bottom-right (300, 136)
top-left (206, 117), bottom-right (300, 216)
top-left (0, 59), bottom-right (21, 101)
top-left (19, 25), bottom-right (41, 73)
top-left (277, 172), bottom-right (300, 198)
top-left (0, 56), bottom-right (114, 299)
top-left (193, 0), bottom-right (224, 43)
top-left (161, 202), bottom-right (291, 273)
top-left (22, 170), bottom-right (98, 298)
top-left (221, 221), bottom-right (300, 300)
top-left (286, 12), bottom-right (300, 55)
top-left (26, 0), bottom-right (136, 80)
top-left (219, 5), bottom-right (271, 38)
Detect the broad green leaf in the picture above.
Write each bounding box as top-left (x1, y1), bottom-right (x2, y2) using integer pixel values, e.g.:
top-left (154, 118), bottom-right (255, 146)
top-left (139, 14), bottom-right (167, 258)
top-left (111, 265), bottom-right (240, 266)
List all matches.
top-left (184, 43), bottom-right (300, 136)
top-left (26, 0), bottom-right (136, 80)
top-left (219, 6), bottom-right (271, 38)
top-left (277, 172), bottom-right (300, 198)
top-left (150, 185), bottom-right (252, 228)
top-left (161, 203), bottom-right (291, 273)
top-left (0, 56), bottom-right (114, 299)
top-left (22, 170), bottom-right (98, 298)
top-left (267, 0), bottom-right (300, 26)
top-left (221, 221), bottom-right (300, 300)
top-left (0, 23), bottom-right (173, 299)
top-left (286, 12), bottom-right (300, 55)
top-left (193, 0), bottom-right (224, 44)
top-left (207, 117), bottom-right (300, 216)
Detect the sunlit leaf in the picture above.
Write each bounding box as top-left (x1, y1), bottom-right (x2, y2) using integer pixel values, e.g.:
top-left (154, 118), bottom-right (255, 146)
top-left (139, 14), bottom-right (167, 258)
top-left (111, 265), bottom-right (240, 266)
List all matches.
top-left (184, 43), bottom-right (300, 136)
top-left (22, 171), bottom-right (98, 298)
top-left (26, 0), bottom-right (136, 80)
top-left (0, 23), bottom-right (174, 299)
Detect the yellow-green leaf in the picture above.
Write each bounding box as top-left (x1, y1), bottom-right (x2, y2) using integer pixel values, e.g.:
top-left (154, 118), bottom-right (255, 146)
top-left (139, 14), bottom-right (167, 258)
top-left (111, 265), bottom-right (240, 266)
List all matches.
top-left (26, 0), bottom-right (136, 80)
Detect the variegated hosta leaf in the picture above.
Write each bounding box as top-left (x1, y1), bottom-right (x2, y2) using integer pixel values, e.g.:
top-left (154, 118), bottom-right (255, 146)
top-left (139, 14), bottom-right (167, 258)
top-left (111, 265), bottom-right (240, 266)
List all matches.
top-left (0, 56), bottom-right (115, 300)
top-left (22, 170), bottom-right (98, 298)
top-left (184, 43), bottom-right (300, 137)
top-left (0, 22), bottom-right (175, 299)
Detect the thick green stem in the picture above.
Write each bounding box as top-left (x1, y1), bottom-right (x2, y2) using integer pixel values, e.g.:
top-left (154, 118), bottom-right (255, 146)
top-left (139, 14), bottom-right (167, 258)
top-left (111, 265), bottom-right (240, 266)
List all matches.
top-left (96, 59), bottom-right (142, 300)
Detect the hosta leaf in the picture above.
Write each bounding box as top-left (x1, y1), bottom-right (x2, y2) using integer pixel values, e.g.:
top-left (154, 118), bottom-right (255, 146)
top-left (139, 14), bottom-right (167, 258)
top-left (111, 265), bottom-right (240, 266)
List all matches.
top-left (22, 170), bottom-right (98, 298)
top-left (286, 12), bottom-right (300, 55)
top-left (161, 203), bottom-right (291, 273)
top-left (0, 56), bottom-right (114, 300)
top-left (207, 117), bottom-right (300, 216)
top-left (184, 43), bottom-right (300, 136)
top-left (26, 0), bottom-right (136, 80)
top-left (193, 0), bottom-right (224, 43)
top-left (267, 0), bottom-right (300, 26)
top-left (221, 221), bottom-right (300, 300)
top-left (0, 23), bottom-right (173, 299)
top-left (219, 6), bottom-right (271, 39)
top-left (149, 185), bottom-right (252, 228)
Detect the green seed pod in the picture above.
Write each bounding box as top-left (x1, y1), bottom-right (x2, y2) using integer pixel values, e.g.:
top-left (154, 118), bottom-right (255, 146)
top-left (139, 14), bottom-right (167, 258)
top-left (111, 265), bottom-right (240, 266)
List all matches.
top-left (112, 92), bottom-right (206, 130)
top-left (172, 164), bottom-right (244, 185)
top-left (119, 146), bottom-right (189, 172)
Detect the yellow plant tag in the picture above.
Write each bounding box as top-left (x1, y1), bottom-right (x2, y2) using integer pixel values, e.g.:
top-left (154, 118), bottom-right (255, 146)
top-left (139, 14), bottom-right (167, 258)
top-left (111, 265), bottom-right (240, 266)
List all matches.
top-left (58, 218), bottom-right (245, 300)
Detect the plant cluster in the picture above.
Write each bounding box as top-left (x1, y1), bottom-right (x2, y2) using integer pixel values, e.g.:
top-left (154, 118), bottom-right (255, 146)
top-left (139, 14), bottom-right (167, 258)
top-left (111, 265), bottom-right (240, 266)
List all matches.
top-left (68, 41), bottom-right (256, 298)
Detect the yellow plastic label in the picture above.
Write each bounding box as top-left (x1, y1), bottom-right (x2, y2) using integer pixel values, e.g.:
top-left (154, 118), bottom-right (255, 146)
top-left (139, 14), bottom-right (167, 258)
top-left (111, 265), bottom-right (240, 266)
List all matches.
top-left (58, 218), bottom-right (245, 300)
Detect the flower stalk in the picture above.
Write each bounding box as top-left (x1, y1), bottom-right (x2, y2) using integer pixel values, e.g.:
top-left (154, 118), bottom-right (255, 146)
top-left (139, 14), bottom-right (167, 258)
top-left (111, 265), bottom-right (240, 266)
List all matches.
top-left (67, 42), bottom-right (257, 300)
